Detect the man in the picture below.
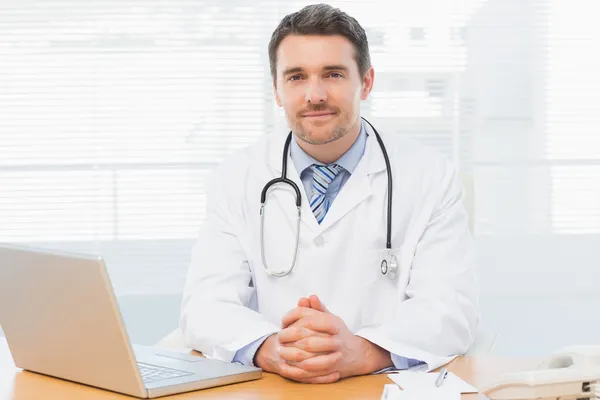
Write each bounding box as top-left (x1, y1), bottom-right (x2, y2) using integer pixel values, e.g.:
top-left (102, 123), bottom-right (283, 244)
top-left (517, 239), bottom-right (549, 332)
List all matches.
top-left (180, 3), bottom-right (479, 384)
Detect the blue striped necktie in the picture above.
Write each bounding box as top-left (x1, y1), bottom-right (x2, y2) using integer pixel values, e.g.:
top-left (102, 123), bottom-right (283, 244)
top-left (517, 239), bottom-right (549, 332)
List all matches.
top-left (310, 164), bottom-right (343, 224)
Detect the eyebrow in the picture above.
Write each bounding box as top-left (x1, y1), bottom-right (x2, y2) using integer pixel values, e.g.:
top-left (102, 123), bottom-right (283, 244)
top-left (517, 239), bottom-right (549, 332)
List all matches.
top-left (323, 65), bottom-right (349, 72)
top-left (282, 65), bottom-right (350, 76)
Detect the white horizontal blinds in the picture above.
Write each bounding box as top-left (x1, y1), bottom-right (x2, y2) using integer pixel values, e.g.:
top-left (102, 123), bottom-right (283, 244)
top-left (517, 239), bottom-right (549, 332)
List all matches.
top-left (0, 2), bottom-right (269, 242)
top-left (552, 167), bottom-right (600, 233)
top-left (545, 0), bottom-right (600, 233)
top-left (1, 1), bottom-right (599, 294)
top-left (0, 170), bottom-right (209, 241)
top-left (0, 0), bottom-right (484, 244)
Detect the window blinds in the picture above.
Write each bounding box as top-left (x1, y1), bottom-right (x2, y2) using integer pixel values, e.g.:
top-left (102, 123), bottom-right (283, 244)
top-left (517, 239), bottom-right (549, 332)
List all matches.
top-left (1, 0), bottom-right (598, 294)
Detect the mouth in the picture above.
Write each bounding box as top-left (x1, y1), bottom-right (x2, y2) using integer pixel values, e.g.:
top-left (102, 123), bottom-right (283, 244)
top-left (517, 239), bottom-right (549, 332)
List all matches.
top-left (302, 112), bottom-right (336, 119)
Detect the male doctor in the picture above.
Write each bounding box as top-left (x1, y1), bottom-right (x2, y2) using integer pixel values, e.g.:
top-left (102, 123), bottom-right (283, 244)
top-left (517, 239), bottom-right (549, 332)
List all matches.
top-left (180, 3), bottom-right (479, 384)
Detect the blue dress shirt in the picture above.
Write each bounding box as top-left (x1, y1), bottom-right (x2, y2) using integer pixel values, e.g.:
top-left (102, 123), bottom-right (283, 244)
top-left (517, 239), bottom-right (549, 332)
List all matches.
top-left (233, 119), bottom-right (422, 371)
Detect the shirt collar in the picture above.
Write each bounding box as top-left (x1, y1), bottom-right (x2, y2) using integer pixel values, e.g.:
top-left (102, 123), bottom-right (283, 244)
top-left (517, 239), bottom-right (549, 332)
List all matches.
top-left (290, 118), bottom-right (368, 175)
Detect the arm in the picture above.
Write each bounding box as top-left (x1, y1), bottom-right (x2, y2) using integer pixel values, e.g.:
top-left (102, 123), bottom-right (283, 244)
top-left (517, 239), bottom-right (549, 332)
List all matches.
top-left (179, 167), bottom-right (279, 362)
top-left (355, 159), bottom-right (480, 370)
top-left (232, 335), bottom-right (271, 366)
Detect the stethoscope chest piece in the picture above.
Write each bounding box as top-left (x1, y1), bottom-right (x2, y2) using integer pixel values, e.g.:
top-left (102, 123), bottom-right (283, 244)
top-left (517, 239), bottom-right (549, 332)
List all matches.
top-left (381, 253), bottom-right (398, 280)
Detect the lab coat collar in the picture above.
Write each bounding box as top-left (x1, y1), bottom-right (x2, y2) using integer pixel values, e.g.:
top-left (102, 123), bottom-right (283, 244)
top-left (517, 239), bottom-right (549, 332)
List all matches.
top-left (265, 118), bottom-right (388, 234)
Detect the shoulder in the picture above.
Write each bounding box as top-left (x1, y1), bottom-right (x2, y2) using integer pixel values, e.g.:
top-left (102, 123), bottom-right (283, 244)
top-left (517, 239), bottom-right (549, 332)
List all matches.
top-left (378, 130), bottom-right (451, 176)
top-left (373, 129), bottom-right (465, 222)
top-left (374, 128), bottom-right (461, 206)
top-left (206, 133), bottom-right (285, 206)
top-left (209, 134), bottom-right (271, 181)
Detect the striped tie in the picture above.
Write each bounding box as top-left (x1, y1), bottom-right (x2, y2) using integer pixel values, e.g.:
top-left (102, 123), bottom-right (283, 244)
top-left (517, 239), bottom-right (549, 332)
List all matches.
top-left (310, 164), bottom-right (343, 224)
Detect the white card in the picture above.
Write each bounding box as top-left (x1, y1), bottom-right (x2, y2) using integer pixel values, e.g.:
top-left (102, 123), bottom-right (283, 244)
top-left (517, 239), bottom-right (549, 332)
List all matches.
top-left (380, 384), bottom-right (461, 400)
top-left (387, 370), bottom-right (479, 394)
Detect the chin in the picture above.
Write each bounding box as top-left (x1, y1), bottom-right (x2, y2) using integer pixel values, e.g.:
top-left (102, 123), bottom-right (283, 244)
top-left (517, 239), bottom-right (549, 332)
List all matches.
top-left (309, 134), bottom-right (333, 145)
top-left (293, 118), bottom-right (346, 145)
top-left (304, 130), bottom-right (340, 146)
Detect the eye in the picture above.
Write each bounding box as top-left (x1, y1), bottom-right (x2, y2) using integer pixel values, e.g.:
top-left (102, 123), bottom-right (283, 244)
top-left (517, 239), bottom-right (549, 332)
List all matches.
top-left (288, 75), bottom-right (303, 81)
top-left (329, 72), bottom-right (343, 78)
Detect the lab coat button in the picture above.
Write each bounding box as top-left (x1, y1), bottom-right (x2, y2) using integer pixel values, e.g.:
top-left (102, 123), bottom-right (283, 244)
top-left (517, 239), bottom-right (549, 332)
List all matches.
top-left (314, 236), bottom-right (325, 247)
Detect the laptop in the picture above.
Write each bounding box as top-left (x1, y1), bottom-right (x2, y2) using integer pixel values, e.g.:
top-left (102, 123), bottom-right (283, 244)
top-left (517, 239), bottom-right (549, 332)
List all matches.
top-left (0, 244), bottom-right (261, 398)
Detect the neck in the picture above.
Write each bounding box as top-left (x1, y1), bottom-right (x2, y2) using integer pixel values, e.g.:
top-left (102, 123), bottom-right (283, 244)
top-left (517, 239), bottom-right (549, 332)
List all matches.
top-left (296, 118), bottom-right (361, 164)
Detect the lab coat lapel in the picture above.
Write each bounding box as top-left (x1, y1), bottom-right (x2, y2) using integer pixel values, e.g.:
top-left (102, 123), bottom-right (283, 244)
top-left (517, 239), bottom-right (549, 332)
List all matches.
top-left (317, 165), bottom-right (372, 232)
top-left (265, 132), bottom-right (320, 234)
top-left (318, 124), bottom-right (387, 232)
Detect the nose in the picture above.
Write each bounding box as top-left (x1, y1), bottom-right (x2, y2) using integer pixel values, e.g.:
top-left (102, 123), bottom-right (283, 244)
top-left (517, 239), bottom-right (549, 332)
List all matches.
top-left (304, 78), bottom-right (327, 104)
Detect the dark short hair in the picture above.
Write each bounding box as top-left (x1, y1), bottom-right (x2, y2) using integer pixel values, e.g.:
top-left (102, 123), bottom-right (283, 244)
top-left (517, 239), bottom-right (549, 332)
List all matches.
top-left (268, 3), bottom-right (371, 85)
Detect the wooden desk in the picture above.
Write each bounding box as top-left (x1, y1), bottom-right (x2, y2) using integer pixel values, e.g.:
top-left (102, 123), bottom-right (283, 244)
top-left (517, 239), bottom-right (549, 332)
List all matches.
top-left (0, 338), bottom-right (538, 400)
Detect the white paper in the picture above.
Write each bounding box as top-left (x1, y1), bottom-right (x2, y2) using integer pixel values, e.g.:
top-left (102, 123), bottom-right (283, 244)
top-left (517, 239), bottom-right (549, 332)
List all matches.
top-left (387, 371), bottom-right (479, 394)
top-left (380, 384), bottom-right (461, 400)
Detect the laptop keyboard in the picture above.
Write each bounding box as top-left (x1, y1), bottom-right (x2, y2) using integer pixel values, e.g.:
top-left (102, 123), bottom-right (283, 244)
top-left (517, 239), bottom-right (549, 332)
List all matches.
top-left (137, 362), bottom-right (193, 383)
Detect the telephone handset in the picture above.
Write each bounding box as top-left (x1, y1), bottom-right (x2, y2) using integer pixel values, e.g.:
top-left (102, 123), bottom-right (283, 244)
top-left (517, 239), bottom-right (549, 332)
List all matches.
top-left (482, 345), bottom-right (600, 400)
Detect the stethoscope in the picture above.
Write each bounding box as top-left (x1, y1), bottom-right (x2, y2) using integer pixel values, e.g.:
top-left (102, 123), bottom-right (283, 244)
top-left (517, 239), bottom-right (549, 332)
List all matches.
top-left (259, 117), bottom-right (397, 280)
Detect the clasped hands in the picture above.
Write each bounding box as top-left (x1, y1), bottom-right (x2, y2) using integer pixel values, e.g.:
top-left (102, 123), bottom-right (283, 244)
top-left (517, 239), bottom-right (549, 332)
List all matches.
top-left (254, 294), bottom-right (392, 383)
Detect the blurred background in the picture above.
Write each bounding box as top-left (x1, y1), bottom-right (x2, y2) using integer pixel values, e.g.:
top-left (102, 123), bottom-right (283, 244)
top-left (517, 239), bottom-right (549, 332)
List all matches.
top-left (1, 0), bottom-right (599, 355)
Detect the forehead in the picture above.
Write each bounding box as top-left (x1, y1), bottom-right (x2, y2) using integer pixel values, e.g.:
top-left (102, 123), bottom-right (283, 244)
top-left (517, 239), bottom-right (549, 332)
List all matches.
top-left (276, 34), bottom-right (357, 73)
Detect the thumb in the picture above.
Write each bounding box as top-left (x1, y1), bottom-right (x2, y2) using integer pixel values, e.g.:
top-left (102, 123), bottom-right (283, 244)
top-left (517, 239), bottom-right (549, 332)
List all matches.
top-left (309, 294), bottom-right (330, 313)
top-left (297, 297), bottom-right (310, 308)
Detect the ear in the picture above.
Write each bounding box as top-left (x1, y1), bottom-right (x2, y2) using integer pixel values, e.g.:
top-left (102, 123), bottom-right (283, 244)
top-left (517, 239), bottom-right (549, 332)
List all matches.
top-left (360, 67), bottom-right (375, 101)
top-left (273, 84), bottom-right (283, 107)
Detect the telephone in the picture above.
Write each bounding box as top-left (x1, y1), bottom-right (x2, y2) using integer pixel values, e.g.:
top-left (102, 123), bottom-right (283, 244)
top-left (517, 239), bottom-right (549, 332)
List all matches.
top-left (482, 345), bottom-right (600, 400)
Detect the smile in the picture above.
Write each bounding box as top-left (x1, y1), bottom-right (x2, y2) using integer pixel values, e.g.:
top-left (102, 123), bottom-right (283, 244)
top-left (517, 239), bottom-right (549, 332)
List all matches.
top-left (302, 112), bottom-right (336, 119)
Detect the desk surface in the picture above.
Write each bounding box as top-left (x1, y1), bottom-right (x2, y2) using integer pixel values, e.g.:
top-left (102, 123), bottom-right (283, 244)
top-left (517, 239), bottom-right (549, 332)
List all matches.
top-left (0, 338), bottom-right (539, 400)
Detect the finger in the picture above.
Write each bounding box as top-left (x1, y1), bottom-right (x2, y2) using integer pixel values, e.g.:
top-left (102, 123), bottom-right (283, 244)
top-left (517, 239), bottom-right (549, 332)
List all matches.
top-left (282, 310), bottom-right (339, 335)
top-left (297, 297), bottom-right (310, 308)
top-left (300, 371), bottom-right (340, 384)
top-left (278, 345), bottom-right (321, 363)
top-left (287, 316), bottom-right (340, 337)
top-left (284, 335), bottom-right (341, 353)
top-left (309, 294), bottom-right (329, 313)
top-left (278, 325), bottom-right (332, 344)
top-left (288, 351), bottom-right (343, 373)
top-left (281, 306), bottom-right (322, 329)
top-left (278, 360), bottom-right (337, 382)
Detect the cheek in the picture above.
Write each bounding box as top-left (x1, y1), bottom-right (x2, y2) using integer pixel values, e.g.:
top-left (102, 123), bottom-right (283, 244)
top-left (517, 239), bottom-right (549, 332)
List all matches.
top-left (283, 100), bottom-right (299, 116)
top-left (279, 92), bottom-right (300, 111)
top-left (333, 87), bottom-right (361, 108)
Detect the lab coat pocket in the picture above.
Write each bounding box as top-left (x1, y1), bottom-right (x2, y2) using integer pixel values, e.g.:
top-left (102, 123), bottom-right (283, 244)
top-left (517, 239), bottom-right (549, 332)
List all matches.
top-left (358, 244), bottom-right (415, 328)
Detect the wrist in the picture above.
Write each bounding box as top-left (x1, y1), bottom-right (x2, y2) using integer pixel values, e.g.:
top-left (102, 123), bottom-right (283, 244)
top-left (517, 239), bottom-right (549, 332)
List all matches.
top-left (357, 336), bottom-right (393, 374)
top-left (254, 334), bottom-right (279, 372)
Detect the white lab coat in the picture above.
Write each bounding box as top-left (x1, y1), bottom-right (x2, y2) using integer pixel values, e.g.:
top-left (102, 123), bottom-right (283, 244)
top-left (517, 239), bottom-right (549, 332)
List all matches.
top-left (180, 122), bottom-right (479, 370)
